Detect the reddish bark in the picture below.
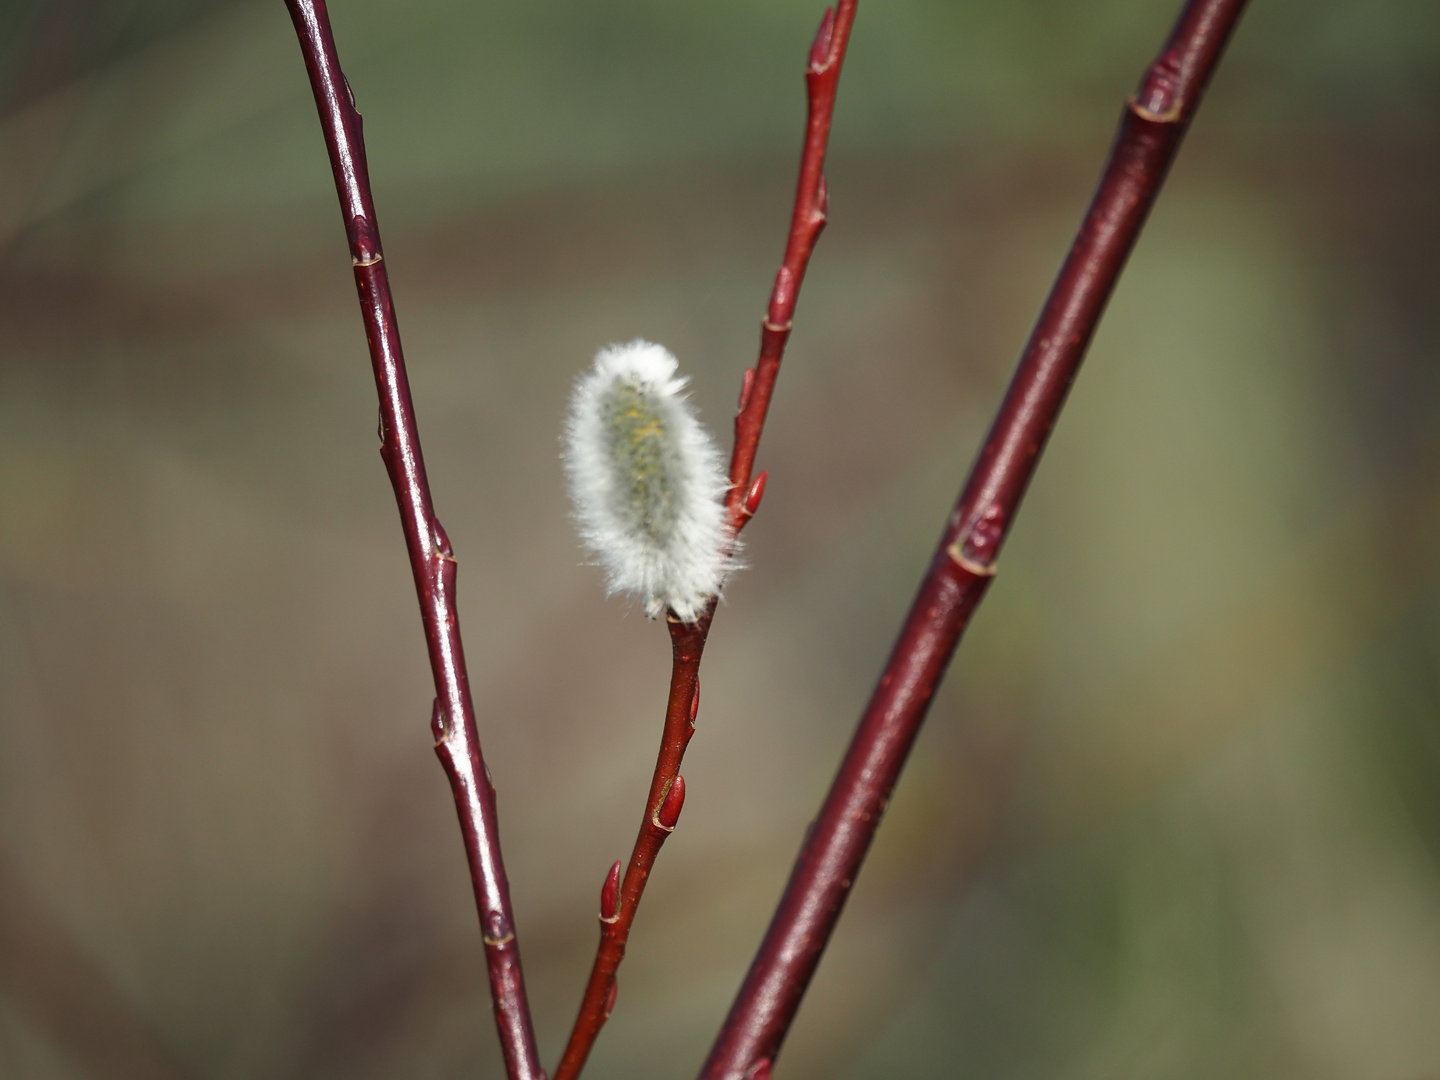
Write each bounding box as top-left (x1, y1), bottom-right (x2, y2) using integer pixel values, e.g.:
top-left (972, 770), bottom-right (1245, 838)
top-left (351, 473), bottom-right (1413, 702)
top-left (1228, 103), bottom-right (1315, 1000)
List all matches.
top-left (726, 0), bottom-right (858, 526)
top-left (698, 2), bottom-right (1250, 1077)
top-left (282, 4), bottom-right (543, 1079)
top-left (552, 5), bottom-right (858, 1079)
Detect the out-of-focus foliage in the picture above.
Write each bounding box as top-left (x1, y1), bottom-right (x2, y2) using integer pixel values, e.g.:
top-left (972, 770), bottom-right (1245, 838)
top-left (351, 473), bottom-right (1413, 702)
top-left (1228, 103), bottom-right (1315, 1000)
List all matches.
top-left (1, 2), bottom-right (1438, 1079)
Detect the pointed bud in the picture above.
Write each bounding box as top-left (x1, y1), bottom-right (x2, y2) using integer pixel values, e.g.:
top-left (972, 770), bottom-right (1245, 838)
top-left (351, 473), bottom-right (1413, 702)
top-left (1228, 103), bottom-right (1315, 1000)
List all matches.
top-left (743, 471), bottom-right (768, 518)
top-left (808, 8), bottom-right (836, 72)
top-left (599, 860), bottom-right (622, 923)
top-left (603, 978), bottom-right (619, 1020)
top-left (431, 517), bottom-right (453, 558)
top-left (738, 367), bottom-right (756, 412)
top-left (653, 775), bottom-right (686, 832)
top-left (689, 681), bottom-right (700, 726)
top-left (768, 266), bottom-right (796, 327)
top-left (483, 911), bottom-right (513, 946)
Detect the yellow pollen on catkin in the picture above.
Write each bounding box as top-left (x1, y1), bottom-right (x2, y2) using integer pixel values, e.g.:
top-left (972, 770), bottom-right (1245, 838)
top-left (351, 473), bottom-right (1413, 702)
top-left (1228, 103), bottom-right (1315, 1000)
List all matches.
top-left (605, 381), bottom-right (676, 543)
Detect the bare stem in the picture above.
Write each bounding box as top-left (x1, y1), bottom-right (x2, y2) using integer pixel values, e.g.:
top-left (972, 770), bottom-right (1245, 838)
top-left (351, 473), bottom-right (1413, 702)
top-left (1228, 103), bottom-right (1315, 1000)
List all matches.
top-left (552, 6), bottom-right (858, 1080)
top-left (551, 614), bottom-right (706, 1080)
top-left (698, 2), bottom-right (1250, 1078)
top-left (282, 4), bottom-right (543, 1079)
top-left (727, 0), bottom-right (858, 526)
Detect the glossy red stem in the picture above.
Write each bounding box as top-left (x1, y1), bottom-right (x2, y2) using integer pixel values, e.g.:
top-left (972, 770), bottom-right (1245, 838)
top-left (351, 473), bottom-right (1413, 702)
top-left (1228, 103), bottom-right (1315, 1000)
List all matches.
top-left (553, 6), bottom-right (857, 1079)
top-left (727, 0), bottom-right (856, 525)
top-left (282, 4), bottom-right (543, 1079)
top-left (552, 615), bottom-right (707, 1080)
top-left (698, 2), bottom-right (1249, 1077)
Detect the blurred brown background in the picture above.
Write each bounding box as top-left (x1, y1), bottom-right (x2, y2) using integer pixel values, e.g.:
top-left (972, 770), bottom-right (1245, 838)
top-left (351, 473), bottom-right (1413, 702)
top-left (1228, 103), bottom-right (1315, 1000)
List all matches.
top-left (2, 0), bottom-right (1439, 1077)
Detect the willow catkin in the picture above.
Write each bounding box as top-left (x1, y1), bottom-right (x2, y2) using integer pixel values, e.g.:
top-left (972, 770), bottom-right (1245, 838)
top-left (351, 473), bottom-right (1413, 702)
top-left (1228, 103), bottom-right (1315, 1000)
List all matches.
top-left (563, 340), bottom-right (731, 623)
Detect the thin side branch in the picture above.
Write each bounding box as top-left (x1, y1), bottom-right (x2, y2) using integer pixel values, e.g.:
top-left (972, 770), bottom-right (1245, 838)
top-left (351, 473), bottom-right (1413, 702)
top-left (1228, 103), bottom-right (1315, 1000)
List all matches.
top-left (727, 0), bottom-right (858, 525)
top-left (698, 2), bottom-right (1249, 1078)
top-left (552, 6), bottom-right (857, 1079)
top-left (551, 614), bottom-right (706, 1080)
top-left (282, 4), bottom-right (543, 1079)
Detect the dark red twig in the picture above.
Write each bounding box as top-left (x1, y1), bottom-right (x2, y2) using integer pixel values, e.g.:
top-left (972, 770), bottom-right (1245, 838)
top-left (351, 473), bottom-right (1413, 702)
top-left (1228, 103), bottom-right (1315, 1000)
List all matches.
top-left (698, 2), bottom-right (1249, 1077)
top-left (551, 614), bottom-right (705, 1080)
top-left (282, 4), bottom-right (543, 1079)
top-left (552, 6), bottom-right (857, 1079)
top-left (727, 0), bottom-right (857, 526)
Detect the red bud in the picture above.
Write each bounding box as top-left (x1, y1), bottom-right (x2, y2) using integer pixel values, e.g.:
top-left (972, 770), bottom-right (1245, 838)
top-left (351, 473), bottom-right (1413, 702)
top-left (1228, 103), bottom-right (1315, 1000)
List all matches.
top-left (738, 367), bottom-right (756, 412)
top-left (808, 8), bottom-right (835, 71)
top-left (430, 517), bottom-right (453, 557)
top-left (744, 471), bottom-right (768, 517)
top-left (654, 776), bottom-right (686, 832)
top-left (603, 978), bottom-right (618, 1019)
top-left (768, 266), bottom-right (796, 326)
top-left (599, 860), bottom-right (622, 922)
top-left (689, 681), bottom-right (700, 725)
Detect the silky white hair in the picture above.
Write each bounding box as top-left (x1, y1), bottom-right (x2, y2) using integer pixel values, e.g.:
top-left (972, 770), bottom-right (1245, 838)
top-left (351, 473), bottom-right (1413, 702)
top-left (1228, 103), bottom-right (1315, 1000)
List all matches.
top-left (563, 340), bottom-right (731, 622)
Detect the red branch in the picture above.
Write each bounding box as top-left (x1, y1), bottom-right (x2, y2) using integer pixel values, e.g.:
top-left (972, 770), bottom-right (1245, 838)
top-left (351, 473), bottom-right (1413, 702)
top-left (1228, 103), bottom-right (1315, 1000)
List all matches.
top-left (551, 614), bottom-right (706, 1080)
top-left (727, 0), bottom-right (857, 526)
top-left (698, 2), bottom-right (1249, 1078)
top-left (282, 4), bottom-right (543, 1080)
top-left (552, 5), bottom-right (857, 1080)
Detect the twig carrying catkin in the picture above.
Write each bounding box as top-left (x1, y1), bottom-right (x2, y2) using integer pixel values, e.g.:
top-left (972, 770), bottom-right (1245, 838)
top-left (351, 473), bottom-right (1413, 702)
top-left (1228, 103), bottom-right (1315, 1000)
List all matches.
top-left (552, 7), bottom-right (859, 1080)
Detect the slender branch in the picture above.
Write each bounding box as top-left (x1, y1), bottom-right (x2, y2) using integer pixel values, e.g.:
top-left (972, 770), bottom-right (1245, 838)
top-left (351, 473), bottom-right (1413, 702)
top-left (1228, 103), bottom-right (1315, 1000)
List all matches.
top-left (551, 613), bottom-right (705, 1080)
top-left (727, 0), bottom-right (857, 526)
top-left (282, 4), bottom-right (544, 1079)
top-left (698, 2), bottom-right (1249, 1078)
top-left (552, 6), bottom-right (857, 1079)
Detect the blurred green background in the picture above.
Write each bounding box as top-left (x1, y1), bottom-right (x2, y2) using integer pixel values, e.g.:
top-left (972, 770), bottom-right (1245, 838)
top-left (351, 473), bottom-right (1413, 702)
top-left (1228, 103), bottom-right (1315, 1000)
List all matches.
top-left (2, 0), bottom-right (1439, 1077)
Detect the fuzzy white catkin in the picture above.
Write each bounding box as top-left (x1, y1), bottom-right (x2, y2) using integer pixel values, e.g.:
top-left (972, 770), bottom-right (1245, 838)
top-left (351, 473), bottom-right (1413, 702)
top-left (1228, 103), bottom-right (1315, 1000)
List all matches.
top-left (563, 340), bottom-right (731, 623)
